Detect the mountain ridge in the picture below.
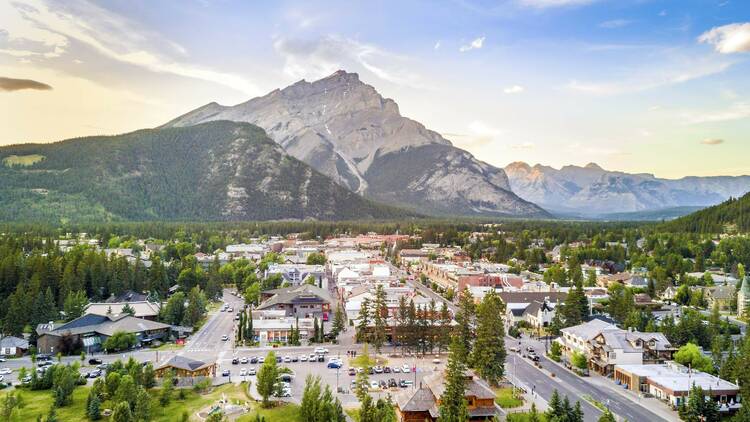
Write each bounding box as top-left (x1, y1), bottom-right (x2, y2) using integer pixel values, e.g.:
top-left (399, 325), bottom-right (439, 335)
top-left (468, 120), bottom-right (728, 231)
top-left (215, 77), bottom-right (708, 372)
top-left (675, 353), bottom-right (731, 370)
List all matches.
top-left (505, 161), bottom-right (750, 217)
top-left (0, 121), bottom-right (420, 222)
top-left (164, 70), bottom-right (550, 218)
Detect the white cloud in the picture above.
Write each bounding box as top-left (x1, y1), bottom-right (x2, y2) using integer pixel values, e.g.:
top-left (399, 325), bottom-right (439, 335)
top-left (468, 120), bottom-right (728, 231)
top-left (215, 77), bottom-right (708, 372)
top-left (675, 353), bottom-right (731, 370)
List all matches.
top-left (698, 23), bottom-right (750, 54)
top-left (2, 0), bottom-right (259, 95)
top-left (701, 138), bottom-right (724, 145)
top-left (503, 85), bottom-right (524, 94)
top-left (684, 102), bottom-right (750, 124)
top-left (598, 19), bottom-right (632, 29)
top-left (434, 41), bottom-right (441, 50)
top-left (658, 10), bottom-right (668, 17)
top-left (459, 37), bottom-right (485, 52)
top-left (273, 35), bottom-right (429, 89)
top-left (566, 56), bottom-right (733, 95)
top-left (517, 0), bottom-right (597, 8)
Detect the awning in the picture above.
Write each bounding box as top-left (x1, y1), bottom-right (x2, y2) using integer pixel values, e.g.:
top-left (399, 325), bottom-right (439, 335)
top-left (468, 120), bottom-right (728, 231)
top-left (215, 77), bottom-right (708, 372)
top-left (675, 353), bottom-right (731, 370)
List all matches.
top-left (83, 337), bottom-right (101, 347)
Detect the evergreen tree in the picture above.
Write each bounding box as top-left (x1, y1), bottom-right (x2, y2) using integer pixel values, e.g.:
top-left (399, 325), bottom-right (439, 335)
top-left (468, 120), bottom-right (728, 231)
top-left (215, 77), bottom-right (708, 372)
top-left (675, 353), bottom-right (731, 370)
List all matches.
top-left (356, 298), bottom-right (371, 343)
top-left (438, 336), bottom-right (469, 421)
top-left (331, 304), bottom-right (346, 340)
top-left (471, 290), bottom-right (506, 386)
top-left (371, 285), bottom-right (388, 353)
top-left (454, 288), bottom-right (476, 360)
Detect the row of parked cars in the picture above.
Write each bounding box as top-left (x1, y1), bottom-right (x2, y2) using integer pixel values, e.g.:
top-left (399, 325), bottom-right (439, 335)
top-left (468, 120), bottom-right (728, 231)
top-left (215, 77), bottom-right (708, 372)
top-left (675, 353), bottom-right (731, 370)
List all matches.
top-left (347, 363), bottom-right (413, 376)
top-left (352, 378), bottom-right (414, 390)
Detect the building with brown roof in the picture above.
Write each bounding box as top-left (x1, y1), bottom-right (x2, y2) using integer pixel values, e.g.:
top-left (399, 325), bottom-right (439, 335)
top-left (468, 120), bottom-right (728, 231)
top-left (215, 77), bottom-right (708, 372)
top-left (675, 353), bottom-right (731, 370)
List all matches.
top-left (394, 370), bottom-right (501, 421)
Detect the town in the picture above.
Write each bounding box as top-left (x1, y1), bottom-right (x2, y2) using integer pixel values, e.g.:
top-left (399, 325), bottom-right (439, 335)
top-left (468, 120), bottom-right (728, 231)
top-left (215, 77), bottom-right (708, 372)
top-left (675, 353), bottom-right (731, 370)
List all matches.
top-left (0, 220), bottom-right (748, 422)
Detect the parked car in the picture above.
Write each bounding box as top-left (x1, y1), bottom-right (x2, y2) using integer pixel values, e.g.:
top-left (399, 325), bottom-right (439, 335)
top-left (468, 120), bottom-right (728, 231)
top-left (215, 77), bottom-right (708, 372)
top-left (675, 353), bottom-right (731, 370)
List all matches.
top-left (393, 366), bottom-right (401, 373)
top-left (509, 346), bottom-right (520, 353)
top-left (0, 368), bottom-right (11, 375)
top-left (258, 357), bottom-right (265, 364)
top-left (327, 361), bottom-right (342, 369)
top-left (388, 378), bottom-right (398, 388)
top-left (232, 358), bottom-right (239, 365)
top-left (284, 356), bottom-right (292, 363)
top-left (373, 365), bottom-right (383, 373)
top-left (300, 355), bottom-right (308, 362)
top-left (240, 357), bottom-right (248, 364)
top-left (276, 356), bottom-right (282, 363)
top-left (239, 368), bottom-right (247, 376)
top-left (378, 380), bottom-right (387, 389)
top-left (402, 364), bottom-right (411, 373)
top-left (221, 335), bottom-right (229, 341)
top-left (369, 381), bottom-right (379, 390)
top-left (88, 369), bottom-right (102, 378)
top-left (314, 347), bottom-right (328, 354)
top-left (221, 369), bottom-right (230, 377)
top-left (399, 379), bottom-right (407, 388)
top-left (248, 367), bottom-right (257, 375)
top-left (383, 366), bottom-right (391, 373)
top-left (250, 356), bottom-right (258, 364)
top-left (88, 358), bottom-right (103, 365)
top-left (348, 368), bottom-right (356, 376)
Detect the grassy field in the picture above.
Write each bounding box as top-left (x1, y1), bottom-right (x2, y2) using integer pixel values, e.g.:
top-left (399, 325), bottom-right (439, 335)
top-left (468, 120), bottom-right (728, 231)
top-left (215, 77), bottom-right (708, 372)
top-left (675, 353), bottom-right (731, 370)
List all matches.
top-left (2, 154), bottom-right (45, 167)
top-left (1, 383), bottom-right (260, 421)
top-left (495, 387), bottom-right (524, 408)
top-left (237, 403), bottom-right (302, 421)
top-left (506, 411), bottom-right (548, 422)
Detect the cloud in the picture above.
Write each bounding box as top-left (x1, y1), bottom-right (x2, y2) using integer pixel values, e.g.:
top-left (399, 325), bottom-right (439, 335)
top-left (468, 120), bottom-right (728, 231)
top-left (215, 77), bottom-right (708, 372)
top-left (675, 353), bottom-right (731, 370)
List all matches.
top-left (701, 138), bottom-right (724, 145)
top-left (517, 0), bottom-right (597, 8)
top-left (2, 0), bottom-right (259, 95)
top-left (684, 102), bottom-right (750, 124)
top-left (503, 85), bottom-right (524, 94)
top-left (566, 55), bottom-right (733, 95)
top-left (273, 35), bottom-right (429, 89)
top-left (0, 76), bottom-right (52, 91)
top-left (434, 41), bottom-right (441, 50)
top-left (459, 37), bottom-right (485, 52)
top-left (599, 19), bottom-right (632, 29)
top-left (698, 23), bottom-right (750, 54)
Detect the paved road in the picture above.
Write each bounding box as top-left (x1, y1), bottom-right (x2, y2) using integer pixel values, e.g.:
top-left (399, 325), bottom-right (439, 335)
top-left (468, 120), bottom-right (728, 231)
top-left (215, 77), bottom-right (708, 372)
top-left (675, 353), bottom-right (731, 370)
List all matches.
top-left (511, 335), bottom-right (668, 422)
top-left (181, 288), bottom-right (244, 361)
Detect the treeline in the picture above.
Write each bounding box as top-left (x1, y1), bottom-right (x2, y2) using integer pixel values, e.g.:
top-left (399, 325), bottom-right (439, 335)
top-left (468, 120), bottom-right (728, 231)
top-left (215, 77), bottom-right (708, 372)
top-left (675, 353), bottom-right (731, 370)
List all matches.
top-left (663, 192), bottom-right (750, 234)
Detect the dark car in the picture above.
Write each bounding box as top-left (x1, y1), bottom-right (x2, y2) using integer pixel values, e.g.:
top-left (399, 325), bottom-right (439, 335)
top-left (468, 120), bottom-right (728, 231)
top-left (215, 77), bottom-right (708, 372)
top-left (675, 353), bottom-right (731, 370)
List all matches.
top-left (529, 354), bottom-right (540, 362)
top-left (37, 354), bottom-right (52, 362)
top-left (88, 369), bottom-right (102, 378)
top-left (383, 366), bottom-right (391, 373)
top-left (388, 378), bottom-right (397, 388)
top-left (232, 358), bottom-right (239, 365)
top-left (317, 355), bottom-right (325, 362)
top-left (368, 367), bottom-right (374, 375)
top-left (276, 356), bottom-right (282, 363)
top-left (292, 356), bottom-right (299, 362)
top-left (348, 368), bottom-right (356, 376)
top-left (378, 380), bottom-right (387, 389)
top-left (222, 369), bottom-right (230, 377)
top-left (88, 358), bottom-right (103, 365)
top-left (250, 357), bottom-right (258, 364)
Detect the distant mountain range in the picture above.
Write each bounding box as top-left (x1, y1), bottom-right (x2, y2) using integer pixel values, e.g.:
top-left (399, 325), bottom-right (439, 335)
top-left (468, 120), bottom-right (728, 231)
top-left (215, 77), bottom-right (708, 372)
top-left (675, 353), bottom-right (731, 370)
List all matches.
top-left (0, 122), bottom-right (417, 222)
top-left (165, 70), bottom-right (549, 218)
top-left (504, 161), bottom-right (750, 217)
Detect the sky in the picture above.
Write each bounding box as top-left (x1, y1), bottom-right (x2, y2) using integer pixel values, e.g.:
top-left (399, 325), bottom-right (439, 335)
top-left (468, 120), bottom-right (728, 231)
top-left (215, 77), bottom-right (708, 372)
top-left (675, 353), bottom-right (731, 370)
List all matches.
top-left (0, 0), bottom-right (749, 179)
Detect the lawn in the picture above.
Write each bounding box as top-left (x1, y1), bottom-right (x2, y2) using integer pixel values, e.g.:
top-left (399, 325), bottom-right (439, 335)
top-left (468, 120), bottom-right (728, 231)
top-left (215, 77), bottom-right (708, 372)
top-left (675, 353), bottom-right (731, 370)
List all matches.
top-left (1, 382), bottom-right (253, 421)
top-left (2, 154), bottom-right (45, 167)
top-left (495, 387), bottom-right (524, 408)
top-left (237, 402), bottom-right (302, 421)
top-left (345, 407), bottom-right (360, 421)
top-left (506, 411), bottom-right (548, 422)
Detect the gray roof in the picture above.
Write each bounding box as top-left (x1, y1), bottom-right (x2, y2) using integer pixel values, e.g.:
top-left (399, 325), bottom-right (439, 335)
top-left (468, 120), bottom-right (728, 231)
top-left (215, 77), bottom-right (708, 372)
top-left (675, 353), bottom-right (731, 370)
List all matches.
top-left (0, 336), bottom-right (29, 349)
top-left (157, 355), bottom-right (214, 372)
top-left (395, 386), bottom-right (435, 412)
top-left (41, 314), bottom-right (170, 338)
top-left (498, 292), bottom-right (567, 305)
top-left (561, 319), bottom-right (616, 341)
top-left (257, 284), bottom-right (333, 310)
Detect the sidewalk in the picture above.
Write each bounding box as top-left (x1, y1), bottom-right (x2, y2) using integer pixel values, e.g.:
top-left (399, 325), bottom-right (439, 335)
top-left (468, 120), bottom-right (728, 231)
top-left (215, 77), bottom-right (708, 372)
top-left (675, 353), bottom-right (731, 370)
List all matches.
top-left (505, 371), bottom-right (549, 412)
top-left (586, 375), bottom-right (681, 422)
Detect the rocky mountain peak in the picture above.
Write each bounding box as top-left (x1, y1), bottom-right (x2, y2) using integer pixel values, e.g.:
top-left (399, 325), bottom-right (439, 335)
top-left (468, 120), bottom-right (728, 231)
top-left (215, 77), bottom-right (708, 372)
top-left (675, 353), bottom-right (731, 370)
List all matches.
top-left (584, 162), bottom-right (603, 170)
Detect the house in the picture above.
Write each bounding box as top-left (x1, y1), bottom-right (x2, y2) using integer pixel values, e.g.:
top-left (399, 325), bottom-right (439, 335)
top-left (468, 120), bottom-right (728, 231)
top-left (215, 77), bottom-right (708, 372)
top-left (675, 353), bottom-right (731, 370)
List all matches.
top-left (265, 263), bottom-right (326, 287)
top-left (155, 355), bottom-right (216, 379)
top-left (85, 301), bottom-right (161, 320)
top-left (705, 285), bottom-right (736, 312)
top-left (36, 314), bottom-right (172, 354)
top-left (614, 362), bottom-right (741, 412)
top-left (257, 284), bottom-right (333, 320)
top-left (0, 336), bottom-right (29, 357)
top-left (498, 292), bottom-right (567, 329)
top-left (558, 320), bottom-right (675, 376)
top-left (394, 370), bottom-right (501, 421)
top-left (739, 277), bottom-right (750, 318)
top-left (598, 272), bottom-right (648, 288)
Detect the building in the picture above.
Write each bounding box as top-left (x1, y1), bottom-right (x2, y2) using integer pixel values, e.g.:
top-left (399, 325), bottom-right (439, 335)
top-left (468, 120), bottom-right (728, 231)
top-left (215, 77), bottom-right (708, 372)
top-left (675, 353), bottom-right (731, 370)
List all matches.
top-left (265, 263), bottom-right (326, 287)
top-left (558, 320), bottom-right (675, 376)
top-left (250, 311), bottom-right (316, 344)
top-left (614, 362), bottom-right (741, 412)
top-left (498, 292), bottom-right (567, 329)
top-left (155, 355), bottom-right (216, 379)
top-left (705, 285), bottom-right (736, 312)
top-left (0, 336), bottom-right (29, 357)
top-left (36, 314), bottom-right (172, 354)
top-left (84, 301), bottom-right (161, 320)
top-left (257, 284), bottom-right (333, 320)
top-left (394, 370), bottom-right (501, 421)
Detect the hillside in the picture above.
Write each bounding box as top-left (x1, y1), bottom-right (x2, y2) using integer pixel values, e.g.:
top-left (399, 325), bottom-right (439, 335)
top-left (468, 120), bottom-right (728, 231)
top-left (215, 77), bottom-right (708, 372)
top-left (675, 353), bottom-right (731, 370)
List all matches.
top-left (504, 161), bottom-right (750, 217)
top-left (0, 121), bottom-right (419, 222)
top-left (164, 70), bottom-right (549, 218)
top-left (661, 192), bottom-right (750, 233)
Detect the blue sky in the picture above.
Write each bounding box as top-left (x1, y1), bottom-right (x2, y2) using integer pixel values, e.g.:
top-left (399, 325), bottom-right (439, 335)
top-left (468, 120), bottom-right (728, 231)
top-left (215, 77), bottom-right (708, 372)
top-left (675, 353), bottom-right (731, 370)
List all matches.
top-left (1, 0), bottom-right (748, 177)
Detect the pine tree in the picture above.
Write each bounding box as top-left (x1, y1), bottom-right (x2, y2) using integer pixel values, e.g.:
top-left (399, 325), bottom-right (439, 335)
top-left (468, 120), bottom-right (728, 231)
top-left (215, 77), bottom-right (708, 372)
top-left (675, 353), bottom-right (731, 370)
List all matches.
top-left (471, 290), bottom-right (506, 386)
top-left (454, 288), bottom-right (476, 359)
top-left (356, 298), bottom-right (371, 343)
top-left (438, 336), bottom-right (469, 421)
top-left (331, 304), bottom-right (346, 340)
top-left (371, 285), bottom-right (388, 353)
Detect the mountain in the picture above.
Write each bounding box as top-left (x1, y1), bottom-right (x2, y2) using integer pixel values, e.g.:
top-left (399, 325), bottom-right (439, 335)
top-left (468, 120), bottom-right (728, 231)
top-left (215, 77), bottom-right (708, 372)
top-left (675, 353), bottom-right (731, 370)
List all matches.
top-left (504, 161), bottom-right (750, 218)
top-left (164, 70), bottom-right (549, 218)
top-left (0, 121), bottom-right (419, 222)
top-left (661, 192), bottom-right (750, 233)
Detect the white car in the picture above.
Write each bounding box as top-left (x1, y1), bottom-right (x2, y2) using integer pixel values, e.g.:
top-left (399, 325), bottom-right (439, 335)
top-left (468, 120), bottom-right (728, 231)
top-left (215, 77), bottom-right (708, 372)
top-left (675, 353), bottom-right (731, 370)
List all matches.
top-left (314, 347), bottom-right (328, 355)
top-left (221, 335), bottom-right (229, 341)
top-left (240, 357), bottom-right (248, 364)
top-left (239, 368), bottom-right (247, 376)
top-left (402, 364), bottom-right (411, 373)
top-left (248, 367), bottom-right (257, 375)
top-left (300, 355), bottom-right (308, 362)
top-left (369, 381), bottom-right (379, 390)
top-left (0, 368), bottom-right (11, 375)
top-left (284, 356), bottom-right (292, 363)
top-left (258, 357), bottom-right (265, 364)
